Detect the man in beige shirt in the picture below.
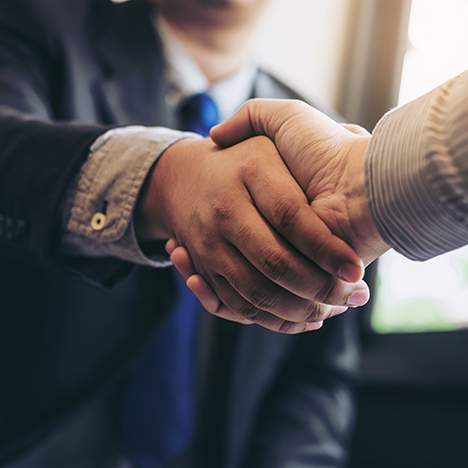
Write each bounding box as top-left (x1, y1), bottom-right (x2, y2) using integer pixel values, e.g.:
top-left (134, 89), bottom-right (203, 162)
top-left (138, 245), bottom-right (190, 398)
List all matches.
top-left (169, 73), bottom-right (468, 322)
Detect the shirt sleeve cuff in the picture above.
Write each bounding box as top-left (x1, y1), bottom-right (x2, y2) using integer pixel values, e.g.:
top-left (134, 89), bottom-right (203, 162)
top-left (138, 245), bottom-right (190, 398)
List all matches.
top-left (366, 77), bottom-right (468, 261)
top-left (62, 126), bottom-right (199, 268)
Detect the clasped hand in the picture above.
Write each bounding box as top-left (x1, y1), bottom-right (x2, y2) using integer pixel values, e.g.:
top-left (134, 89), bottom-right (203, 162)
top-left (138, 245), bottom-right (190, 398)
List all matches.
top-left (139, 100), bottom-right (390, 333)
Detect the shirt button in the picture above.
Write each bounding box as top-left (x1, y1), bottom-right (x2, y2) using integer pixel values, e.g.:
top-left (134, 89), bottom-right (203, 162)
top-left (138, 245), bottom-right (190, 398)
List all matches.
top-left (91, 212), bottom-right (107, 231)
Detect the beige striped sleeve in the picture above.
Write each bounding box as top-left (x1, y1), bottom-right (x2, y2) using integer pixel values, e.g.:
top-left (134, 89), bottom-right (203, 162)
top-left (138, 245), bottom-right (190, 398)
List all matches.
top-left (366, 71), bottom-right (468, 261)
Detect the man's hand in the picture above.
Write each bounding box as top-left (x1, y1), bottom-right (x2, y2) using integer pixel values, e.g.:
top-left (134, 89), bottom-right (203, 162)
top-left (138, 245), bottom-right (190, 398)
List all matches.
top-left (166, 101), bottom-right (391, 325)
top-left (210, 99), bottom-right (390, 265)
top-left (136, 136), bottom-right (369, 333)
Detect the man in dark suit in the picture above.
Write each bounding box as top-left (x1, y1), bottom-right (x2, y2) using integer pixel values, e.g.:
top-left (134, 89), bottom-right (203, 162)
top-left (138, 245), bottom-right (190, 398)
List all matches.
top-left (0, 0), bottom-right (360, 467)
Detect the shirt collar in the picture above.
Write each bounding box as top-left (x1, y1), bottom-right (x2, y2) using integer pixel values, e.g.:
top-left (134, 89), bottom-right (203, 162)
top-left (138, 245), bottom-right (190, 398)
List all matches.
top-left (156, 15), bottom-right (257, 122)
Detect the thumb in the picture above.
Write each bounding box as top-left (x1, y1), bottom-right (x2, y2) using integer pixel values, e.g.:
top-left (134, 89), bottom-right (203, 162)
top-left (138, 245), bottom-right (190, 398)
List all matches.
top-left (210, 98), bottom-right (295, 147)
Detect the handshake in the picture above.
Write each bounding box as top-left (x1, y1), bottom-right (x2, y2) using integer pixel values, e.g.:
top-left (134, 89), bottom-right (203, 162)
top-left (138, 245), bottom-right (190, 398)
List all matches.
top-left (137, 99), bottom-right (390, 333)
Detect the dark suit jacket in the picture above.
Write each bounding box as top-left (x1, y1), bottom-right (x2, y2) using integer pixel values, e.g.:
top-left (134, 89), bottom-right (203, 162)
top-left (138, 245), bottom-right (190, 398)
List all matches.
top-left (0, 1), bottom-right (360, 467)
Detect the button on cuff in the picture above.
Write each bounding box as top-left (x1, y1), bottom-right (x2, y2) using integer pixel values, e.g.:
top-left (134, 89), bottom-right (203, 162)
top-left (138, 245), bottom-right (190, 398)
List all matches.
top-left (91, 212), bottom-right (107, 231)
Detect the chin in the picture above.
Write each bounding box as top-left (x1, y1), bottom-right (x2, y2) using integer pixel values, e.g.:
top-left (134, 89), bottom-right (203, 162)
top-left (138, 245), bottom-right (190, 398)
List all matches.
top-left (157, 0), bottom-right (267, 25)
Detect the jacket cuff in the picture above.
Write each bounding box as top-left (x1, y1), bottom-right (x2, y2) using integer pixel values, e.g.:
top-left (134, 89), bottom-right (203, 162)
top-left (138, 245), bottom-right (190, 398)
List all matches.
top-left (63, 126), bottom-right (198, 268)
top-left (366, 77), bottom-right (467, 261)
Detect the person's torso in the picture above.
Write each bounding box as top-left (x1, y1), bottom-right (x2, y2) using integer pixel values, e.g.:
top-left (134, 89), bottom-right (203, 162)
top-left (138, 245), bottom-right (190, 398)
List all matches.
top-left (0, 1), bottom-right (315, 467)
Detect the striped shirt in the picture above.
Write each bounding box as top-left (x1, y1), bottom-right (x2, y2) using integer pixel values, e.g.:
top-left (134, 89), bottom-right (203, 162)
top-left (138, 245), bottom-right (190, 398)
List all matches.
top-left (366, 70), bottom-right (468, 261)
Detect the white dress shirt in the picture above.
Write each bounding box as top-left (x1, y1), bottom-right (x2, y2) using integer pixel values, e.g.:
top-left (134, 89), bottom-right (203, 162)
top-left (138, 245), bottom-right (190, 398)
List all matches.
top-left (157, 16), bottom-right (256, 123)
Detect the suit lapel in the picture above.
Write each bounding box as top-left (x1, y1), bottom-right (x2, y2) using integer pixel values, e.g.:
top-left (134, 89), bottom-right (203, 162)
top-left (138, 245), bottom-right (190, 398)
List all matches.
top-left (252, 70), bottom-right (302, 100)
top-left (93, 1), bottom-right (175, 127)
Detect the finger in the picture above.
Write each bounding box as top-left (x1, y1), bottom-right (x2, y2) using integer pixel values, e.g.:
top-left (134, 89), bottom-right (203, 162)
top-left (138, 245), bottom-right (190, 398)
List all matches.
top-left (191, 276), bottom-right (347, 331)
top-left (188, 268), bottom-right (345, 325)
top-left (170, 246), bottom-right (256, 325)
top-left (244, 153), bottom-right (364, 282)
top-left (202, 275), bottom-right (321, 334)
top-left (210, 99), bottom-right (340, 149)
top-left (218, 197), bottom-right (369, 308)
top-left (211, 104), bottom-right (366, 284)
top-left (210, 98), bottom-right (295, 147)
top-left (165, 238), bottom-right (179, 255)
top-left (188, 275), bottom-right (276, 329)
top-left (165, 213), bottom-right (348, 324)
top-left (186, 275), bottom-right (224, 317)
top-left (202, 242), bottom-right (347, 322)
top-left (170, 246), bottom-right (197, 281)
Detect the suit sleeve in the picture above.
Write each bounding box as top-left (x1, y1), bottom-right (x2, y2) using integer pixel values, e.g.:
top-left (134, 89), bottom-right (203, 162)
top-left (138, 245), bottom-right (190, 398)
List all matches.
top-left (0, 1), bottom-right (190, 286)
top-left (0, 1), bottom-right (112, 267)
top-left (243, 312), bottom-right (359, 468)
top-left (366, 71), bottom-right (468, 261)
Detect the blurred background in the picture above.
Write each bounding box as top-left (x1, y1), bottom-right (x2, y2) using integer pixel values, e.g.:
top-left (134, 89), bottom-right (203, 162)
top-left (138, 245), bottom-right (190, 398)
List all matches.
top-left (250, 1), bottom-right (468, 467)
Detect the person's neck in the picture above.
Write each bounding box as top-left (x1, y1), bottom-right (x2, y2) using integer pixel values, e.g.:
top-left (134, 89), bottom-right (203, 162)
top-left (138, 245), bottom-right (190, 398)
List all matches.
top-left (162, 18), bottom-right (253, 84)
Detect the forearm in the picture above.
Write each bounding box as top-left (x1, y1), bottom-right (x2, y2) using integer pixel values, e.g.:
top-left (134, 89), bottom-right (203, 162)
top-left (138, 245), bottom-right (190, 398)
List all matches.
top-left (366, 71), bottom-right (468, 261)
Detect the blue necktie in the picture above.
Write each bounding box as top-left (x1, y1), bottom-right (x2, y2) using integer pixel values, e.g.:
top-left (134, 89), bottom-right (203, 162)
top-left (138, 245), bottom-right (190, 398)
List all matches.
top-left (120, 93), bottom-right (220, 468)
top-left (177, 93), bottom-right (220, 137)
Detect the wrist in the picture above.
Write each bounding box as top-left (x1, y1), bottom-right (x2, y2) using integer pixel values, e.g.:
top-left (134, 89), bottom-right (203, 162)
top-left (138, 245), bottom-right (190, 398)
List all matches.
top-left (135, 139), bottom-right (196, 241)
top-left (346, 136), bottom-right (389, 264)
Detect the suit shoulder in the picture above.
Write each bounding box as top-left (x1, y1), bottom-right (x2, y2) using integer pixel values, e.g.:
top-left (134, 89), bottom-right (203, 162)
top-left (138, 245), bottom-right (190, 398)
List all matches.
top-left (0, 0), bottom-right (96, 38)
top-left (256, 69), bottom-right (306, 101)
top-left (256, 69), bottom-right (343, 120)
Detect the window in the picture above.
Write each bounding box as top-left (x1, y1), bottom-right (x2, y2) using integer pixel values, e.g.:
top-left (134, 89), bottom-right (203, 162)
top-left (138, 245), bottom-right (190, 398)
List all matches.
top-left (372, 0), bottom-right (468, 333)
top-left (251, 0), bottom-right (350, 108)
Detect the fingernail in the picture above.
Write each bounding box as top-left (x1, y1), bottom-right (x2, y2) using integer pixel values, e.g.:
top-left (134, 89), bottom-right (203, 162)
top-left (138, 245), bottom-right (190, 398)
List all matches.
top-left (346, 288), bottom-right (370, 308)
top-left (338, 262), bottom-right (363, 283)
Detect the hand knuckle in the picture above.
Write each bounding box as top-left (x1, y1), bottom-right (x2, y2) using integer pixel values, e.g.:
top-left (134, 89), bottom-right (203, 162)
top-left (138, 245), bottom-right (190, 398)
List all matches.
top-left (244, 98), bottom-right (262, 115)
top-left (238, 224), bottom-right (254, 244)
top-left (290, 99), bottom-right (309, 112)
top-left (260, 249), bottom-right (290, 282)
top-left (249, 134), bottom-right (273, 149)
top-left (212, 200), bottom-right (234, 223)
top-left (200, 235), bottom-right (217, 253)
top-left (314, 278), bottom-right (337, 304)
top-left (239, 157), bottom-right (259, 179)
top-left (243, 98), bottom-right (257, 110)
top-left (304, 302), bottom-right (325, 322)
top-left (239, 302), bottom-right (260, 320)
top-left (274, 198), bottom-right (301, 232)
top-left (248, 289), bottom-right (277, 311)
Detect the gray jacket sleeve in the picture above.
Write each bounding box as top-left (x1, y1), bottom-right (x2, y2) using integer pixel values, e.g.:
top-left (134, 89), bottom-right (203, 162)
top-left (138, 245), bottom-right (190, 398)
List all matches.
top-left (366, 71), bottom-right (468, 261)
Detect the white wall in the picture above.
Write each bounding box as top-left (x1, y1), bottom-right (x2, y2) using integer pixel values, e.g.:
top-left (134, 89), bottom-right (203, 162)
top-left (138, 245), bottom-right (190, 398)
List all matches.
top-left (251, 0), bottom-right (351, 110)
